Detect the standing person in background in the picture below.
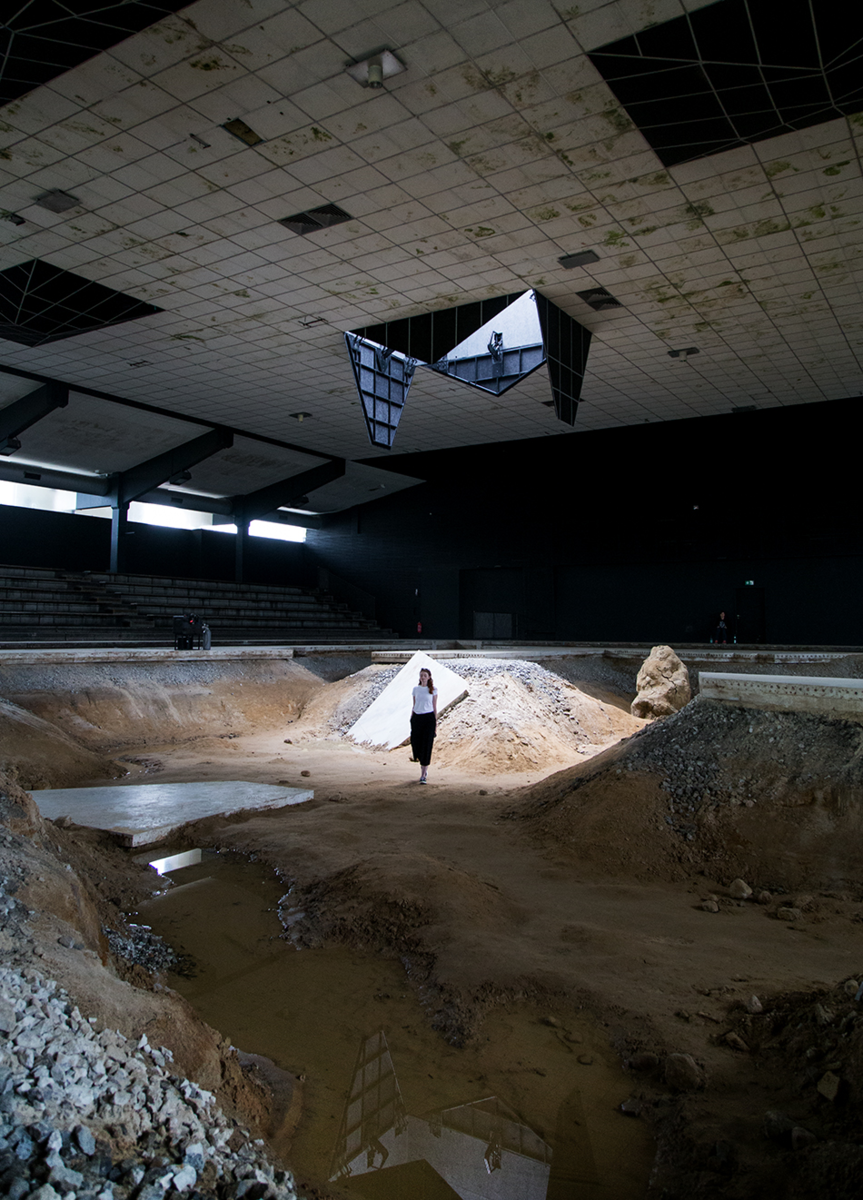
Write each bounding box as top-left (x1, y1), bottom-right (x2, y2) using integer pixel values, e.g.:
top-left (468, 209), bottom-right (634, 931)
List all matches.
top-left (713, 611), bottom-right (729, 644)
top-left (410, 667), bottom-right (438, 783)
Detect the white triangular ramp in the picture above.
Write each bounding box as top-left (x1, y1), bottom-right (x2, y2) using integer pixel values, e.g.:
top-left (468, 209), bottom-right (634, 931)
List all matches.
top-left (348, 651), bottom-right (468, 750)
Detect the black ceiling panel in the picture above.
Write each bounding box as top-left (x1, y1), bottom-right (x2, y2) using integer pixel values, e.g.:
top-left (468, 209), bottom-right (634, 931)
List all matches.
top-left (0, 259), bottom-right (162, 347)
top-left (0, 1), bottom-right (191, 106)
top-left (589, 0), bottom-right (863, 168)
top-left (278, 203), bottom-right (353, 235)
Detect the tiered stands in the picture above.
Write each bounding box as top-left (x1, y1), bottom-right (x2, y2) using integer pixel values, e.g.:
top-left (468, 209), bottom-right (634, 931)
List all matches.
top-left (0, 565), bottom-right (395, 646)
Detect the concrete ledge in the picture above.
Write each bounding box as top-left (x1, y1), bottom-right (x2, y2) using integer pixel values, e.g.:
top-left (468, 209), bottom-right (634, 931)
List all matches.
top-left (0, 647), bottom-right (297, 665)
top-left (31, 780), bottom-right (314, 847)
top-left (699, 672), bottom-right (863, 717)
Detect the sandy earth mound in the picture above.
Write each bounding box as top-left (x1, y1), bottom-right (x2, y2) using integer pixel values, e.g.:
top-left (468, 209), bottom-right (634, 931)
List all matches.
top-left (0, 658), bottom-right (324, 750)
top-left (294, 658), bottom-right (642, 774)
top-left (0, 697), bottom-right (121, 789)
top-left (509, 697), bottom-right (863, 890)
top-left (433, 667), bottom-right (640, 773)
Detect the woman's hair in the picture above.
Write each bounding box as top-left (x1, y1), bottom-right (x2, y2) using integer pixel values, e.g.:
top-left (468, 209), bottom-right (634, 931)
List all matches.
top-left (419, 668), bottom-right (434, 693)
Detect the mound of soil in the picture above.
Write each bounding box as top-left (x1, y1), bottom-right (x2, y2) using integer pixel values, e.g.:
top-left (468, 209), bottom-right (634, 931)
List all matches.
top-left (0, 658), bottom-right (324, 750)
top-left (294, 658), bottom-right (642, 774)
top-left (508, 698), bottom-right (863, 890)
top-left (0, 697), bottom-right (121, 789)
top-left (434, 667), bottom-right (641, 773)
top-left (291, 663), bottom-right (396, 740)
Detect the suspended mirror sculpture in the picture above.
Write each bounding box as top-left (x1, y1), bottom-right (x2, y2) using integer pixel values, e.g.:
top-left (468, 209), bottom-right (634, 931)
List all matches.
top-left (426, 289), bottom-right (545, 396)
top-left (345, 335), bottom-right (418, 450)
top-left (349, 290), bottom-right (591, 448)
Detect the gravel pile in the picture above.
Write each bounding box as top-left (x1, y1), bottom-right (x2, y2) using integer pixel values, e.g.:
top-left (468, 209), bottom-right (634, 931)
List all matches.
top-left (618, 697), bottom-right (863, 840)
top-left (0, 965), bottom-right (298, 1200)
top-left (446, 658), bottom-right (585, 696)
top-left (102, 926), bottom-right (193, 978)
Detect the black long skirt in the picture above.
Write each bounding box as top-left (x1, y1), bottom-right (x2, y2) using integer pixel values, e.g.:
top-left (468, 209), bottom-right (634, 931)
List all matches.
top-left (410, 711), bottom-right (436, 766)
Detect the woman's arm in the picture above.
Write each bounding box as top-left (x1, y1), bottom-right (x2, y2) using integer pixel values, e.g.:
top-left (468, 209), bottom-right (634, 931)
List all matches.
top-left (433, 690), bottom-right (438, 718)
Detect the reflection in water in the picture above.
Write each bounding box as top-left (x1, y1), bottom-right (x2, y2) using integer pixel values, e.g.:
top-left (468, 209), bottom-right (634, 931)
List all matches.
top-left (331, 1032), bottom-right (552, 1199)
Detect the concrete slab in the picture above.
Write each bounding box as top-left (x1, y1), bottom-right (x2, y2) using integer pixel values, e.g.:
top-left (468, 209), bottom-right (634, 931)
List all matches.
top-left (372, 647), bottom-right (856, 665)
top-left (699, 672), bottom-right (863, 717)
top-left (348, 650), bottom-right (468, 750)
top-left (30, 781), bottom-right (313, 847)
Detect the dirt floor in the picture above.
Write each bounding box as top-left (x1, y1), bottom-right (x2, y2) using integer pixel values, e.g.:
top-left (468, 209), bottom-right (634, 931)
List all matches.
top-left (6, 650), bottom-right (863, 1197)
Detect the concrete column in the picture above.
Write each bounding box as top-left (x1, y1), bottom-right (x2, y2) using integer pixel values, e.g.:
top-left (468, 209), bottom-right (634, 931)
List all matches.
top-left (235, 518), bottom-right (249, 582)
top-left (109, 504), bottom-right (128, 574)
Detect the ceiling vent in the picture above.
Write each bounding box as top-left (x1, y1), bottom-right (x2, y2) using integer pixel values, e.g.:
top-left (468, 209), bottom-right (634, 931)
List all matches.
top-left (35, 190), bottom-right (80, 213)
top-left (278, 204), bottom-right (352, 235)
top-left (576, 287), bottom-right (622, 311)
top-left (0, 259), bottom-right (162, 347)
top-left (558, 250), bottom-right (600, 269)
top-left (222, 119), bottom-right (263, 146)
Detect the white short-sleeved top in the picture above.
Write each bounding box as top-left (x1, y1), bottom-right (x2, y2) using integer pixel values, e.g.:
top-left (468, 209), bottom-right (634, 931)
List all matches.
top-left (412, 685), bottom-right (437, 714)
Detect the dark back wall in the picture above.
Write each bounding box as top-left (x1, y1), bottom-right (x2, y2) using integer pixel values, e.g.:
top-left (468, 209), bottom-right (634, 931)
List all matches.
top-left (0, 507), bottom-right (311, 587)
top-left (1, 398), bottom-right (860, 644)
top-left (306, 397), bottom-right (862, 645)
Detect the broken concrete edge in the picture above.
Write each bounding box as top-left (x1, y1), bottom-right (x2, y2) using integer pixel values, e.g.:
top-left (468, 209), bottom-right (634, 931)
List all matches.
top-left (111, 790), bottom-right (315, 847)
top-left (0, 647), bottom-right (297, 665)
top-left (371, 647), bottom-right (858, 664)
top-left (2, 643), bottom-right (857, 666)
top-left (699, 672), bottom-right (863, 717)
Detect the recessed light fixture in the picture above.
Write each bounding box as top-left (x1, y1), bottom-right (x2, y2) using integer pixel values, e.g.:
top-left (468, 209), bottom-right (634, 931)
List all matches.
top-left (189, 133), bottom-right (211, 148)
top-left (290, 412), bottom-right (312, 422)
top-left (668, 347), bottom-right (700, 362)
top-left (35, 190), bottom-right (80, 213)
top-left (279, 204), bottom-right (352, 235)
top-left (346, 49), bottom-right (405, 89)
top-left (222, 118), bottom-right (263, 146)
top-left (577, 286), bottom-right (622, 311)
top-left (299, 316), bottom-right (327, 328)
top-left (558, 250), bottom-right (600, 269)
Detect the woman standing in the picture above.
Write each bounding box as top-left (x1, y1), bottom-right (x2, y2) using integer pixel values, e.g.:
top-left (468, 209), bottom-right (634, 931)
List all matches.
top-left (410, 667), bottom-right (438, 783)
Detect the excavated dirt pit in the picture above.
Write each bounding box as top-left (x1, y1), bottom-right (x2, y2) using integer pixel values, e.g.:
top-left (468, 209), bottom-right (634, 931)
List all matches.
top-left (6, 650), bottom-right (863, 1198)
top-left (136, 849), bottom-right (653, 1199)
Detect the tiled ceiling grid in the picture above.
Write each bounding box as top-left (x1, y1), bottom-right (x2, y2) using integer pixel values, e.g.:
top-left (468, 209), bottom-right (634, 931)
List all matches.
top-left (0, 0), bottom-right (861, 468)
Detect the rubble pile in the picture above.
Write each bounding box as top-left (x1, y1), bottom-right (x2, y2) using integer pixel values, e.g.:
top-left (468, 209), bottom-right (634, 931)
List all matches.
top-left (0, 965), bottom-right (297, 1200)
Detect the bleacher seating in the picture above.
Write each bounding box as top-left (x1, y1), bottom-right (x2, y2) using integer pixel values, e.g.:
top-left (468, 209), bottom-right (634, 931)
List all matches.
top-left (0, 565), bottom-right (396, 646)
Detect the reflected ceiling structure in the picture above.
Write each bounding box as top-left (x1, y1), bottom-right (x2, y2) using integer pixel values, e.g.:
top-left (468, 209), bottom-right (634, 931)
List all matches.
top-left (330, 1031), bottom-right (552, 1199)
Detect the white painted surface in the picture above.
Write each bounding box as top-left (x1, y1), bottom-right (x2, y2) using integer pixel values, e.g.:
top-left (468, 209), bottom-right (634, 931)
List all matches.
top-left (699, 672), bottom-right (863, 715)
top-left (348, 650), bottom-right (468, 750)
top-left (31, 780), bottom-right (313, 847)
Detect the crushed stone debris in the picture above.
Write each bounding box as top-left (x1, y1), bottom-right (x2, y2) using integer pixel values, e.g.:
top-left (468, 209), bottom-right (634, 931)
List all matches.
top-left (0, 964), bottom-right (298, 1200)
top-left (616, 697), bottom-right (863, 841)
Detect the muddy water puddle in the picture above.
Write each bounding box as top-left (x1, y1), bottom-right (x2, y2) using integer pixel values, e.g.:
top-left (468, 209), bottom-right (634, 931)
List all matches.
top-left (139, 851), bottom-right (653, 1199)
